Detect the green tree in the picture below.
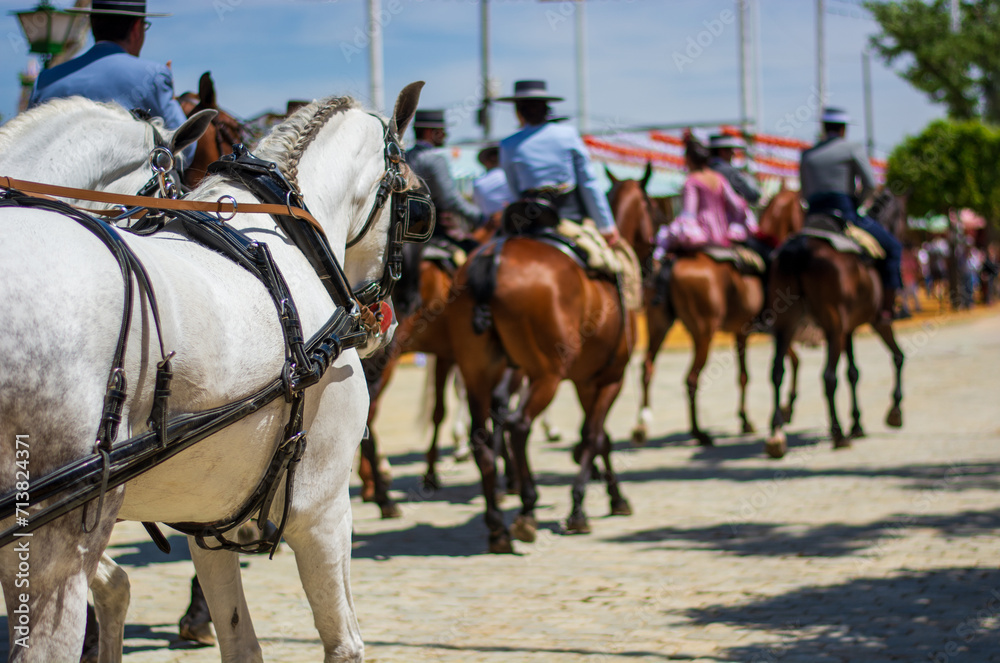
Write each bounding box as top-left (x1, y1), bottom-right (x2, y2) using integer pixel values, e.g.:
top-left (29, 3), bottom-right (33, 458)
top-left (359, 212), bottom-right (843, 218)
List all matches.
top-left (865, 0), bottom-right (1000, 123)
top-left (887, 119), bottom-right (1000, 227)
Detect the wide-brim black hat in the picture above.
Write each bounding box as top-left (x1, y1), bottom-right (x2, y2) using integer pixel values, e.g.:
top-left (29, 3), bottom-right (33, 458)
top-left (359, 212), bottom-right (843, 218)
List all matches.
top-left (68, 1), bottom-right (170, 17)
top-left (496, 80), bottom-right (564, 103)
top-left (413, 109), bottom-right (447, 129)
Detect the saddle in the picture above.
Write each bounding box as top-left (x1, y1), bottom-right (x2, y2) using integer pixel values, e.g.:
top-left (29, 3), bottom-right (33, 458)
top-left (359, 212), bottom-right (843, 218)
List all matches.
top-left (702, 245), bottom-right (766, 275)
top-left (799, 213), bottom-right (886, 260)
top-left (422, 235), bottom-right (469, 275)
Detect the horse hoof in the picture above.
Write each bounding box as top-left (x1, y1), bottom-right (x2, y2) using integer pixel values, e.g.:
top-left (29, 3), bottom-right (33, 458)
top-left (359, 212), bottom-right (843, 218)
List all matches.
top-left (833, 435), bottom-right (852, 450)
top-left (850, 425), bottom-right (866, 440)
top-left (545, 426), bottom-right (563, 443)
top-left (631, 427), bottom-right (647, 447)
top-left (886, 407), bottom-right (903, 428)
top-left (564, 514), bottom-right (591, 534)
top-left (742, 421), bottom-right (756, 434)
top-left (178, 617), bottom-right (216, 647)
top-left (610, 498), bottom-right (632, 517)
top-left (488, 535), bottom-right (515, 554)
top-left (780, 405), bottom-right (794, 424)
top-left (694, 432), bottom-right (714, 447)
top-left (380, 502), bottom-right (402, 519)
top-left (572, 442), bottom-right (584, 464)
top-left (765, 432), bottom-right (786, 459)
top-left (422, 474), bottom-right (439, 492)
top-left (453, 446), bottom-right (471, 463)
top-left (511, 515), bottom-right (537, 543)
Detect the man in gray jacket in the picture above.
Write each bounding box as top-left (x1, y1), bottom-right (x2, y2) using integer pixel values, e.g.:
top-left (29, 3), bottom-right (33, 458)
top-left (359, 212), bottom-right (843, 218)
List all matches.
top-left (709, 134), bottom-right (761, 206)
top-left (406, 109), bottom-right (485, 243)
top-left (800, 107), bottom-right (902, 319)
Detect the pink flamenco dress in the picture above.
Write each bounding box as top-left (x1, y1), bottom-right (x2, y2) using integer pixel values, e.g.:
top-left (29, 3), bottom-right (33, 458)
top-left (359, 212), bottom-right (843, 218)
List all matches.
top-left (653, 174), bottom-right (757, 261)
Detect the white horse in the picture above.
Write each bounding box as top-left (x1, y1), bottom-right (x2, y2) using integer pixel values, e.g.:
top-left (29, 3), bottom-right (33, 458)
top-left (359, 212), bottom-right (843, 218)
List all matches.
top-left (1, 97), bottom-right (213, 661)
top-left (0, 83), bottom-right (424, 662)
top-left (0, 96), bottom-right (215, 205)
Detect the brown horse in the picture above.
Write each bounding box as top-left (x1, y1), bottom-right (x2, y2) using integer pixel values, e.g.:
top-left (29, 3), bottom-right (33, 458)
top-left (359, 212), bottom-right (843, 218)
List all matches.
top-left (357, 240), bottom-right (465, 518)
top-left (765, 188), bottom-right (905, 458)
top-left (448, 220), bottom-right (636, 553)
top-left (632, 183), bottom-right (804, 446)
top-left (178, 72), bottom-right (247, 188)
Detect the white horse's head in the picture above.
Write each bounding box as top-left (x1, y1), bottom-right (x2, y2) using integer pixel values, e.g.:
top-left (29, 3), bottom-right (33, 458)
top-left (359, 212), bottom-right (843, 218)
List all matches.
top-left (0, 97), bottom-right (214, 200)
top-left (249, 83), bottom-right (427, 355)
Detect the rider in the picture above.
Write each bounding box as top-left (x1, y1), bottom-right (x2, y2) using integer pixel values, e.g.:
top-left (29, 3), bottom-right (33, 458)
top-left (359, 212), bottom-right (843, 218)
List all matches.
top-left (496, 80), bottom-right (621, 247)
top-left (28, 0), bottom-right (195, 168)
top-left (472, 143), bottom-right (514, 233)
top-left (800, 107), bottom-right (902, 320)
top-left (407, 108), bottom-right (486, 253)
top-left (708, 133), bottom-right (772, 264)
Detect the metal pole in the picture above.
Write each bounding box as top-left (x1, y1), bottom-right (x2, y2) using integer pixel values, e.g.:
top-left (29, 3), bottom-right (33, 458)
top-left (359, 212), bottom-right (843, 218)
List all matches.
top-left (368, 0), bottom-right (385, 113)
top-left (738, 0), bottom-right (751, 132)
top-left (951, 0), bottom-right (960, 32)
top-left (752, 0), bottom-right (764, 136)
top-left (817, 0), bottom-right (826, 134)
top-left (575, 0), bottom-right (588, 132)
top-left (862, 49), bottom-right (875, 158)
top-left (481, 0), bottom-right (491, 139)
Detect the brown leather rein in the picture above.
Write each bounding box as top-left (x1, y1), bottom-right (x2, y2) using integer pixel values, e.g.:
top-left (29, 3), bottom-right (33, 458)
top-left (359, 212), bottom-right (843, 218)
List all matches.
top-left (0, 175), bottom-right (327, 238)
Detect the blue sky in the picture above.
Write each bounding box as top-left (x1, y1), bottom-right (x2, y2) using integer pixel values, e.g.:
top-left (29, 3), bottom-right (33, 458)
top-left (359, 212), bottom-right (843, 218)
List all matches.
top-left (1, 0), bottom-right (943, 158)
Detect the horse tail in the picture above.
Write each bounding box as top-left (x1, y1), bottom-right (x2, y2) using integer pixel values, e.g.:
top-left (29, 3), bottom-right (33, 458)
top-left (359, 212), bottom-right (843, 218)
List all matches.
top-left (775, 234), bottom-right (812, 277)
top-left (467, 245), bottom-right (500, 334)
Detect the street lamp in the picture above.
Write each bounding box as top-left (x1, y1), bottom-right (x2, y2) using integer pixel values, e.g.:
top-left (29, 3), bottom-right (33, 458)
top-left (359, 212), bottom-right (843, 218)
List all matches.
top-left (11, 0), bottom-right (84, 69)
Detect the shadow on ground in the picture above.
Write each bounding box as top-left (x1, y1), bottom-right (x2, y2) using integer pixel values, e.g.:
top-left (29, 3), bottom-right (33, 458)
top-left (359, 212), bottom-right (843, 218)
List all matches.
top-left (609, 507), bottom-right (1000, 558)
top-left (685, 567), bottom-right (1000, 662)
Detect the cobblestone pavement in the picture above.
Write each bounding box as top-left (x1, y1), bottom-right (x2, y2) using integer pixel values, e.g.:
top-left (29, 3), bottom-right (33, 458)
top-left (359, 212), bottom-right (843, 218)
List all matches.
top-left (4, 309), bottom-right (1000, 662)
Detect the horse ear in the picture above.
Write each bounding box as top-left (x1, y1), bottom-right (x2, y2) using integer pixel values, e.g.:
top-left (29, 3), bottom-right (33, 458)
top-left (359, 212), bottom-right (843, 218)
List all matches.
top-left (604, 165), bottom-right (619, 185)
top-left (390, 81), bottom-right (425, 138)
top-left (171, 108), bottom-right (217, 155)
top-left (640, 162), bottom-right (653, 190)
top-left (197, 72), bottom-right (216, 110)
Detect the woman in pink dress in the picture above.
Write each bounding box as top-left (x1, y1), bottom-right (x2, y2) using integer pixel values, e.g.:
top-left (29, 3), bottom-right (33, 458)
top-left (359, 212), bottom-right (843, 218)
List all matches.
top-left (654, 133), bottom-right (755, 260)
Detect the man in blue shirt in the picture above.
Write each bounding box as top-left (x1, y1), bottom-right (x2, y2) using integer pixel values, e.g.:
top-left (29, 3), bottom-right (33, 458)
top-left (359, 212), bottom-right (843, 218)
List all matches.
top-left (497, 80), bottom-right (620, 247)
top-left (29, 0), bottom-right (194, 167)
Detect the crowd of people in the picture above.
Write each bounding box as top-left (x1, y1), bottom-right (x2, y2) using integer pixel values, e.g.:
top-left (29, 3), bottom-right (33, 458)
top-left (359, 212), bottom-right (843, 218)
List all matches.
top-left (899, 237), bottom-right (1000, 317)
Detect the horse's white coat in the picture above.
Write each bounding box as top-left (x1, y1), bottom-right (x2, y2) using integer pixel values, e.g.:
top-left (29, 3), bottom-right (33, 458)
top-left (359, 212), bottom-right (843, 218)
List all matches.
top-left (0, 90), bottom-right (420, 662)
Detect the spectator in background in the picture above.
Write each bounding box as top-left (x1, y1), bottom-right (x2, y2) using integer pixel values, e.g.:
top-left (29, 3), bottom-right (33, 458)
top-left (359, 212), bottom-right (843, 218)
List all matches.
top-left (899, 243), bottom-right (922, 318)
top-left (472, 143), bottom-right (514, 234)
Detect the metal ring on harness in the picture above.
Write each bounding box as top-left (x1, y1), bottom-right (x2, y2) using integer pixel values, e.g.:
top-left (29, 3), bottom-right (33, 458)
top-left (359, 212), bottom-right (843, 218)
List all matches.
top-left (148, 147), bottom-right (174, 174)
top-left (216, 195), bottom-right (238, 222)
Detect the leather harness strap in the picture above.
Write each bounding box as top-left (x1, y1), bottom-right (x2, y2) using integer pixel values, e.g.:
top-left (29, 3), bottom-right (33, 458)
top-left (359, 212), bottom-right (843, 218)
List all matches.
top-left (0, 175), bottom-right (328, 238)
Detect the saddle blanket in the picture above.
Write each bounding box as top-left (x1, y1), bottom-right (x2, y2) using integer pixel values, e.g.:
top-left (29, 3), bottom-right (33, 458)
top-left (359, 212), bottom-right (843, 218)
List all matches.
top-left (800, 215), bottom-right (885, 260)
top-left (555, 219), bottom-right (643, 311)
top-left (702, 245), bottom-right (766, 275)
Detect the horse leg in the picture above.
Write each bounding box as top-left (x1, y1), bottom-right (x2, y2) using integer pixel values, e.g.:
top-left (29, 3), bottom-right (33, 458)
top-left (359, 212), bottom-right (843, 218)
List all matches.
top-left (823, 331), bottom-right (848, 448)
top-left (1, 500), bottom-right (120, 662)
top-left (90, 552), bottom-right (130, 663)
top-left (845, 334), bottom-right (865, 439)
top-left (187, 541), bottom-right (263, 662)
top-left (492, 367), bottom-right (520, 497)
top-left (361, 427), bottom-right (400, 518)
top-left (508, 375), bottom-right (560, 543)
top-left (282, 511), bottom-right (364, 663)
top-left (633, 305), bottom-right (672, 446)
top-left (766, 326), bottom-right (794, 458)
top-left (736, 332), bottom-right (754, 434)
top-left (449, 362), bottom-right (471, 461)
top-left (423, 357), bottom-right (452, 490)
top-left (567, 380), bottom-right (620, 533)
top-left (781, 345), bottom-right (800, 424)
top-left (872, 317), bottom-right (905, 428)
top-left (594, 382), bottom-right (631, 517)
top-left (686, 331), bottom-right (714, 446)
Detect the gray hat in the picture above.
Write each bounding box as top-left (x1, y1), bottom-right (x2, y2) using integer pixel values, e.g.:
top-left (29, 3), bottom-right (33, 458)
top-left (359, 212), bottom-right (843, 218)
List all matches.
top-left (413, 109), bottom-right (447, 129)
top-left (496, 80), bottom-right (564, 103)
top-left (68, 1), bottom-right (170, 17)
top-left (709, 134), bottom-right (745, 150)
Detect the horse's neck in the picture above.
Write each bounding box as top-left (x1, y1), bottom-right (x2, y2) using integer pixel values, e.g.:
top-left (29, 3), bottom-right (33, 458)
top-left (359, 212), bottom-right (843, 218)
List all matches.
top-left (0, 111), bottom-right (153, 197)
